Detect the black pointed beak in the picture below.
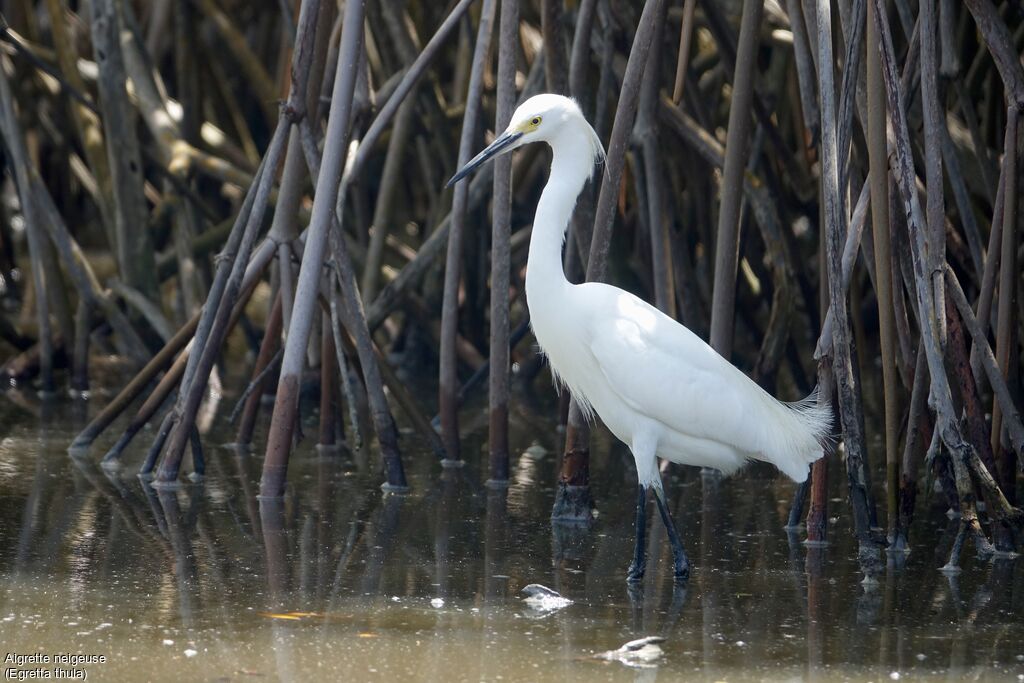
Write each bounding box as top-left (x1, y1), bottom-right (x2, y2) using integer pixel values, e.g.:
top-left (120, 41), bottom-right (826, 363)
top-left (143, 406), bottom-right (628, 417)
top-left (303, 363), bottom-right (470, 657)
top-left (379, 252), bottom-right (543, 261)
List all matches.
top-left (446, 130), bottom-right (522, 188)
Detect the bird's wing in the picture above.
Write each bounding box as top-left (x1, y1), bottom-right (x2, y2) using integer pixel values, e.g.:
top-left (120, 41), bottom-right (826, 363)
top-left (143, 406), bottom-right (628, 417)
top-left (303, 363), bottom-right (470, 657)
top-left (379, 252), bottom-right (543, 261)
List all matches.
top-left (585, 286), bottom-right (770, 453)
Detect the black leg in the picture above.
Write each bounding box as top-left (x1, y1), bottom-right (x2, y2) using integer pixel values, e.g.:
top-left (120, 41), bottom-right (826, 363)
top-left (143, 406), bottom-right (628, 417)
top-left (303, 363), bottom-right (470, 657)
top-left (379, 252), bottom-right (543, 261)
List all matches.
top-left (627, 484), bottom-right (647, 583)
top-left (653, 486), bottom-right (690, 583)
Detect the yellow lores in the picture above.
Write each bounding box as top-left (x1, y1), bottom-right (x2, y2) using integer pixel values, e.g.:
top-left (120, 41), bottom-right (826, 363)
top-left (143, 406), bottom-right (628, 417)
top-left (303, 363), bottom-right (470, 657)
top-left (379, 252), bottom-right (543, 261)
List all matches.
top-left (518, 115), bottom-right (543, 133)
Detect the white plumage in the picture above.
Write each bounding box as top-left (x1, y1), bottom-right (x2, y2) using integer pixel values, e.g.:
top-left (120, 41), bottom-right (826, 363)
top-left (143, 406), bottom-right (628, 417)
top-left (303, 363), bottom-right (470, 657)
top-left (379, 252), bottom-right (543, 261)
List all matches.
top-left (449, 94), bottom-right (832, 582)
top-left (539, 281), bottom-right (831, 485)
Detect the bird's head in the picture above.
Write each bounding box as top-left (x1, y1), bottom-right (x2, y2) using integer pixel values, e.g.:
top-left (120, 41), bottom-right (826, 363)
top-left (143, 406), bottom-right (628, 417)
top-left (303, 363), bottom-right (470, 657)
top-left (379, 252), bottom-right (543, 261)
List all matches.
top-left (447, 94), bottom-right (604, 187)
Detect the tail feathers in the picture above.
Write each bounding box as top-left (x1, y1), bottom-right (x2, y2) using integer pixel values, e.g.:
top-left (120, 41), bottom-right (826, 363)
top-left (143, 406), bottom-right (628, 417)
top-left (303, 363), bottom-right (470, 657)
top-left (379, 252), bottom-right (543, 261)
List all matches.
top-left (768, 386), bottom-right (834, 483)
top-left (785, 386), bottom-right (835, 447)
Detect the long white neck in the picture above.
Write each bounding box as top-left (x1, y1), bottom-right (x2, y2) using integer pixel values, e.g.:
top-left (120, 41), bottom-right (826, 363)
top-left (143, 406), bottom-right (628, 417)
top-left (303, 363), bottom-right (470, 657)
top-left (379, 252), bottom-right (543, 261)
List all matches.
top-left (525, 125), bottom-right (596, 303)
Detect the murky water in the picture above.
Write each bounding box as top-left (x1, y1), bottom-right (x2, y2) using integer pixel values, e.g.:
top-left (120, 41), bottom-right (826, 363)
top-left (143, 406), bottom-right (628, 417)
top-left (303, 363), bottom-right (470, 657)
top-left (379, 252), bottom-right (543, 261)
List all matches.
top-left (1, 382), bottom-right (1023, 682)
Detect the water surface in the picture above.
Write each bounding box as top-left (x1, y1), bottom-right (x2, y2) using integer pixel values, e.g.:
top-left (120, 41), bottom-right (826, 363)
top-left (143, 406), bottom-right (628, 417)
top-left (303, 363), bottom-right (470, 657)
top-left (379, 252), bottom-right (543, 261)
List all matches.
top-left (1, 387), bottom-right (1022, 682)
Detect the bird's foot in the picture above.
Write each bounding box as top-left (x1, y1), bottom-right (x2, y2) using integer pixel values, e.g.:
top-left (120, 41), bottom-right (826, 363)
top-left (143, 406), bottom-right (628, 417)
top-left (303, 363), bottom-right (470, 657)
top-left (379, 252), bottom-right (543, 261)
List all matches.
top-left (626, 561), bottom-right (646, 584)
top-left (672, 551), bottom-right (691, 583)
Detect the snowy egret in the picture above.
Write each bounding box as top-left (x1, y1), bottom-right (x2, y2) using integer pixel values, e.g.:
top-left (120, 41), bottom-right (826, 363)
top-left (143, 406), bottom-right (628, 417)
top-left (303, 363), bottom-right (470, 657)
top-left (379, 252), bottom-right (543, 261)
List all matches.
top-left (448, 94), bottom-right (832, 583)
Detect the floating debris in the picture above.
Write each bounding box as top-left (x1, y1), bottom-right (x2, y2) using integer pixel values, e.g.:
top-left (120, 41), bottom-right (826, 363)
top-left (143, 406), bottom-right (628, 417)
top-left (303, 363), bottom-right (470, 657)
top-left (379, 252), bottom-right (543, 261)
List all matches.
top-left (258, 611), bottom-right (322, 621)
top-left (521, 584), bottom-right (572, 612)
top-left (594, 636), bottom-right (666, 668)
top-left (522, 444), bottom-right (548, 459)
top-left (430, 598), bottom-right (445, 609)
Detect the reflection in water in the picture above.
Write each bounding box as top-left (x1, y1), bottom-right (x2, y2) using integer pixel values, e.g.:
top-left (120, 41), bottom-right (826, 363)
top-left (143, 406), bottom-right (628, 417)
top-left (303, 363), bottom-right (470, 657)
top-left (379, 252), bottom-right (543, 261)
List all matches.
top-left (806, 544), bottom-right (826, 680)
top-left (0, 401), bottom-right (1023, 682)
top-left (484, 488), bottom-right (509, 603)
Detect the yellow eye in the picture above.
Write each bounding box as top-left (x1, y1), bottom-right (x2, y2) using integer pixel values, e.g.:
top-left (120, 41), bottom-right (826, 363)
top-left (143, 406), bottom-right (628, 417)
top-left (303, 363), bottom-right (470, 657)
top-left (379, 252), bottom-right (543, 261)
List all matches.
top-left (531, 116), bottom-right (542, 126)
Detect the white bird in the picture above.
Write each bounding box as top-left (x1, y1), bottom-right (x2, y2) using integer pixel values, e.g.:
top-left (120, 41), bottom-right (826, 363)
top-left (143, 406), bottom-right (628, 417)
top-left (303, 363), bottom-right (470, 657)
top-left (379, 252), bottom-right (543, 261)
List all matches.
top-left (448, 94), bottom-right (832, 583)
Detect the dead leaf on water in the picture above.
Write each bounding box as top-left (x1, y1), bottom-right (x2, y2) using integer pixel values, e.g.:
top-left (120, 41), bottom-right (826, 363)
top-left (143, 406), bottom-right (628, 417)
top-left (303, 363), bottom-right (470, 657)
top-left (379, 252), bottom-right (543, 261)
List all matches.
top-left (258, 611), bottom-right (321, 620)
top-left (257, 611), bottom-right (356, 623)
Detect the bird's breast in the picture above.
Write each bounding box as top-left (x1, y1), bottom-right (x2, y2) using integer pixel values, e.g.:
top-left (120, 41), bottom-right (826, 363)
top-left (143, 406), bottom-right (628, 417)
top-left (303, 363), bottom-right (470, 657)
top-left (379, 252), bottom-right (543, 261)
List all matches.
top-left (529, 302), bottom-right (595, 391)
top-left (529, 301), bottom-right (635, 441)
